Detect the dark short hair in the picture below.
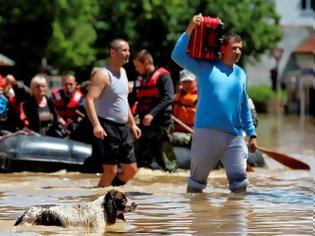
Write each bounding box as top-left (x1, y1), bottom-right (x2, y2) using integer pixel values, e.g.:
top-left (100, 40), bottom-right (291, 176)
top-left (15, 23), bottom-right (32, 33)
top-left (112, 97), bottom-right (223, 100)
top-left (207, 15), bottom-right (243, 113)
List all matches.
top-left (222, 32), bottom-right (242, 45)
top-left (133, 49), bottom-right (154, 64)
top-left (108, 38), bottom-right (128, 53)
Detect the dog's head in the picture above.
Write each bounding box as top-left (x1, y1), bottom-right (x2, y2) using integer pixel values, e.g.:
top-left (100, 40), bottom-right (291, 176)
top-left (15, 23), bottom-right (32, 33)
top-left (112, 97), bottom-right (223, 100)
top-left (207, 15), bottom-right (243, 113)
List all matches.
top-left (102, 190), bottom-right (137, 225)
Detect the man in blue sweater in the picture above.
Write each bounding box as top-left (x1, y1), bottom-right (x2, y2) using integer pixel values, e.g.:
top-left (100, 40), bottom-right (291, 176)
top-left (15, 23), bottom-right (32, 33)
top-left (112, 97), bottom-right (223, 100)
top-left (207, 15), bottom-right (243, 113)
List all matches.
top-left (171, 14), bottom-right (257, 193)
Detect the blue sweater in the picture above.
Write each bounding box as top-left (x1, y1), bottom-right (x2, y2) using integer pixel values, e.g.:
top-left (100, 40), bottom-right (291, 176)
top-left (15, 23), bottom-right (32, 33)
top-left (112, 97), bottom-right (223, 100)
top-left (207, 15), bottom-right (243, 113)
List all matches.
top-left (171, 33), bottom-right (256, 137)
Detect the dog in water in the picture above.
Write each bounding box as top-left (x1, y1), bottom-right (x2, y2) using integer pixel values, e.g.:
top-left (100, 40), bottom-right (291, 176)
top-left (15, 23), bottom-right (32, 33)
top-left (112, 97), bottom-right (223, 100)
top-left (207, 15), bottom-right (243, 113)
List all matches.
top-left (14, 190), bottom-right (137, 228)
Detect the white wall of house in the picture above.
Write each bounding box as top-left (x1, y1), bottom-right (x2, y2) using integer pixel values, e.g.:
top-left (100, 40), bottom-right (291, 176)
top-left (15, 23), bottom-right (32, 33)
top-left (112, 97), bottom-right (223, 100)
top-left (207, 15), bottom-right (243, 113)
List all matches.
top-left (276, 0), bottom-right (314, 26)
top-left (246, 0), bottom-right (314, 87)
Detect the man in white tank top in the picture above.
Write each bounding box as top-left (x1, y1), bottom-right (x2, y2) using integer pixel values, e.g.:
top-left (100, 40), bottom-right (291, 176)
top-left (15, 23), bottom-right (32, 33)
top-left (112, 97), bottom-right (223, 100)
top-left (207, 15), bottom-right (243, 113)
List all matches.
top-left (85, 39), bottom-right (141, 187)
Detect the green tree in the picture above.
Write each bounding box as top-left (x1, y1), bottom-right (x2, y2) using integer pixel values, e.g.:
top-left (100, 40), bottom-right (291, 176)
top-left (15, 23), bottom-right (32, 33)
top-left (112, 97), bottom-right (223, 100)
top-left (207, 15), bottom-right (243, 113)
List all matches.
top-left (46, 0), bottom-right (99, 75)
top-left (0, 0), bottom-right (98, 82)
top-left (0, 0), bottom-right (282, 82)
top-left (198, 0), bottom-right (282, 66)
top-left (0, 0), bottom-right (54, 82)
top-left (94, 0), bottom-right (197, 78)
top-left (94, 0), bottom-right (281, 79)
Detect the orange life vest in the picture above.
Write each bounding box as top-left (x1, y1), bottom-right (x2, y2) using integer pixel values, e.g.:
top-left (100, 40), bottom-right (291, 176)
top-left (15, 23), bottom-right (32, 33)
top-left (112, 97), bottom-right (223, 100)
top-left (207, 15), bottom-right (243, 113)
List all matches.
top-left (173, 88), bottom-right (197, 132)
top-left (51, 88), bottom-right (83, 121)
top-left (135, 67), bottom-right (170, 114)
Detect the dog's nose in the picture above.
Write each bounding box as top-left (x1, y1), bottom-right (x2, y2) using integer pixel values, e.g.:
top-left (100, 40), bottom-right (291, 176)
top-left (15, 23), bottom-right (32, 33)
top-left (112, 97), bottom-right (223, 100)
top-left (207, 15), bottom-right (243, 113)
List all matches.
top-left (125, 202), bottom-right (137, 212)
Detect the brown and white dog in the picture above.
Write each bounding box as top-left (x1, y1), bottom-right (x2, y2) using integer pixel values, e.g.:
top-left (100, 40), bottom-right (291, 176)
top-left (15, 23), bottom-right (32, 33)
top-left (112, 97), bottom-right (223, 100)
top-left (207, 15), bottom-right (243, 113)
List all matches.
top-left (14, 190), bottom-right (137, 228)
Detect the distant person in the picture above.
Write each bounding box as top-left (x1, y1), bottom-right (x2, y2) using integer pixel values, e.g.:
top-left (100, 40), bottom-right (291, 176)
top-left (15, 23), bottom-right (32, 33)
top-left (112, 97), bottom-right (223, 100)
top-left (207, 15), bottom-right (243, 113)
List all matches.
top-left (4, 74), bottom-right (31, 103)
top-left (172, 69), bottom-right (197, 147)
top-left (172, 14), bottom-right (257, 193)
top-left (51, 74), bottom-right (85, 132)
top-left (0, 74), bottom-right (30, 133)
top-left (68, 80), bottom-right (94, 143)
top-left (85, 38), bottom-right (141, 187)
top-left (132, 49), bottom-right (177, 172)
top-left (270, 67), bottom-right (277, 92)
top-left (246, 97), bottom-right (265, 169)
top-left (78, 80), bottom-right (91, 97)
top-left (248, 97), bottom-right (258, 128)
top-left (20, 74), bottom-right (66, 136)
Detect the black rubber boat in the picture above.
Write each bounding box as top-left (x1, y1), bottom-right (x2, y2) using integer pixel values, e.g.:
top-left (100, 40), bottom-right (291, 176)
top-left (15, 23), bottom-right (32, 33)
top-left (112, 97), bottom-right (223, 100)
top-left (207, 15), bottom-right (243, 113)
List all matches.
top-left (0, 133), bottom-right (101, 173)
top-left (0, 133), bottom-right (265, 173)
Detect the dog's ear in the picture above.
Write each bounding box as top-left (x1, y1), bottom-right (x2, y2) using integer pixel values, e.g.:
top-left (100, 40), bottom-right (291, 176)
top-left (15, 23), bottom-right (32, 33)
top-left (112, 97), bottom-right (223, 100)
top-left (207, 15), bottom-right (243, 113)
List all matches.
top-left (103, 190), bottom-right (117, 225)
top-left (14, 213), bottom-right (25, 226)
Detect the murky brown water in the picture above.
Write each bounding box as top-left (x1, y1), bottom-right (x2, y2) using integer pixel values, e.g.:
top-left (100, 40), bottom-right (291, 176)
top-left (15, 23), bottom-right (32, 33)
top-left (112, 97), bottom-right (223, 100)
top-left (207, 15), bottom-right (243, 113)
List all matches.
top-left (0, 115), bottom-right (314, 235)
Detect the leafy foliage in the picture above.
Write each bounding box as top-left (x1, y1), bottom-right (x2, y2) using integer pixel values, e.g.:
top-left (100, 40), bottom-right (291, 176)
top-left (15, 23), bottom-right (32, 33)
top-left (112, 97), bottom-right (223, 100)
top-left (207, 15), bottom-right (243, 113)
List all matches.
top-left (0, 0), bottom-right (282, 83)
top-left (248, 85), bottom-right (287, 113)
top-left (46, 0), bottom-right (99, 73)
top-left (0, 0), bottom-right (54, 81)
top-left (194, 0), bottom-right (282, 66)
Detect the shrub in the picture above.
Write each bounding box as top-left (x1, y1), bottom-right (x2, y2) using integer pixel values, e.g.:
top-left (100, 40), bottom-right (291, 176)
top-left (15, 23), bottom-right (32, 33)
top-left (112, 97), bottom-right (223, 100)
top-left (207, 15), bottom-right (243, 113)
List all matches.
top-left (248, 85), bottom-right (287, 113)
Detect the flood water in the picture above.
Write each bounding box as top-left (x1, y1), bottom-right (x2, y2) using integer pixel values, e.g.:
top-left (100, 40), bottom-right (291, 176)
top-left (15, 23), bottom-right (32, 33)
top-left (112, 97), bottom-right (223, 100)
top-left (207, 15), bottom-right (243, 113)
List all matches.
top-left (0, 115), bottom-right (314, 235)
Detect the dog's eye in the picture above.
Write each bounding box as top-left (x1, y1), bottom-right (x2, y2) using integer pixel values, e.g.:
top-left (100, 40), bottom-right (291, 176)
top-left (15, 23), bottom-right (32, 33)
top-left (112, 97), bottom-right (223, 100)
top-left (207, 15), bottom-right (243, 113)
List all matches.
top-left (118, 199), bottom-right (127, 208)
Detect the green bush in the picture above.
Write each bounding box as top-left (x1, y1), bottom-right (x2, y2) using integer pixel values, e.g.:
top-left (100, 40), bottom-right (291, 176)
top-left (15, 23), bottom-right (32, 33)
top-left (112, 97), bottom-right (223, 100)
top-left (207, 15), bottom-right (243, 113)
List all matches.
top-left (248, 85), bottom-right (287, 113)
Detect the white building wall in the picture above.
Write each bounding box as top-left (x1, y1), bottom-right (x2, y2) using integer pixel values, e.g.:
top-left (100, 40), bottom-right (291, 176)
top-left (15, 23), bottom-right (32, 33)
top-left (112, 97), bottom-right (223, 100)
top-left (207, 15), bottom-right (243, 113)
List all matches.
top-left (246, 0), bottom-right (314, 87)
top-left (276, 0), bottom-right (314, 26)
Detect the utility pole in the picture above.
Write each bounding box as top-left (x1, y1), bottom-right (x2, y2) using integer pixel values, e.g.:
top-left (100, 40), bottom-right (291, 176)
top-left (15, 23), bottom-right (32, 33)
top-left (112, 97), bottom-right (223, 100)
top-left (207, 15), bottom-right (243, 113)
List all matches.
top-left (270, 48), bottom-right (284, 114)
top-left (270, 48), bottom-right (284, 92)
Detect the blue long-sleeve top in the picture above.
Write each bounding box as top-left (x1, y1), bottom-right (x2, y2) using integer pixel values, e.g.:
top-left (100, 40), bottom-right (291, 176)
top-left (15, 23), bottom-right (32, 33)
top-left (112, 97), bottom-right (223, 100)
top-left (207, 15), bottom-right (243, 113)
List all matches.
top-left (171, 32), bottom-right (256, 137)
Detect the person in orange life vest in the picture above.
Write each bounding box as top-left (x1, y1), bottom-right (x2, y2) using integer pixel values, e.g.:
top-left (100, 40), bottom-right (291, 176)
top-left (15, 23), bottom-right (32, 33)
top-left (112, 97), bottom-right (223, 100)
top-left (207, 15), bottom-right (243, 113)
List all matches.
top-left (132, 49), bottom-right (177, 172)
top-left (172, 69), bottom-right (197, 147)
top-left (0, 74), bottom-right (29, 133)
top-left (173, 69), bottom-right (197, 131)
top-left (51, 74), bottom-right (85, 132)
top-left (20, 74), bottom-right (66, 136)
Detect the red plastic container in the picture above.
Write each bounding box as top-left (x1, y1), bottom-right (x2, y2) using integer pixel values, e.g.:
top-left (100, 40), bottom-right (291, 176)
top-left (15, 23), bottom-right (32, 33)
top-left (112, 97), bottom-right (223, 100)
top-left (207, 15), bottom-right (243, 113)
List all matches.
top-left (187, 17), bottom-right (224, 60)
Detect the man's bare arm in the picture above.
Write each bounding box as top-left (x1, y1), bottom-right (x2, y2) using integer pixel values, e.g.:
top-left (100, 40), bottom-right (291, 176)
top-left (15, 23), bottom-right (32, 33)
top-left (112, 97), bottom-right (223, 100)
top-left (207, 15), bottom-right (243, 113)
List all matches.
top-left (85, 70), bottom-right (110, 139)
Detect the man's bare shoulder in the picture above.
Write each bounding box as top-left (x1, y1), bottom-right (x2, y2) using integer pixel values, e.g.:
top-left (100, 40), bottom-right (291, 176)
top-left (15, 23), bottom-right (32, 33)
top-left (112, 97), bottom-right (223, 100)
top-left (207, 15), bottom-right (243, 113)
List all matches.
top-left (91, 67), bottom-right (108, 78)
top-left (91, 68), bottom-right (111, 85)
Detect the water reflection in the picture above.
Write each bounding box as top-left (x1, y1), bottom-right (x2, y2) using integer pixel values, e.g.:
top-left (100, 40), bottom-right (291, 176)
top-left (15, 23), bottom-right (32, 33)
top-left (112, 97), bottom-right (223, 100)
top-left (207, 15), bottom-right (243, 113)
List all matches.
top-left (257, 114), bottom-right (315, 152)
top-left (0, 115), bottom-right (314, 235)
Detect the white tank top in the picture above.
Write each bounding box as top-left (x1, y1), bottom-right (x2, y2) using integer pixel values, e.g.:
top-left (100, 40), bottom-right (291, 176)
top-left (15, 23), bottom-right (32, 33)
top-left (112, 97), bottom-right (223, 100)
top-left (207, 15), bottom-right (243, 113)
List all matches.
top-left (95, 67), bottom-right (129, 124)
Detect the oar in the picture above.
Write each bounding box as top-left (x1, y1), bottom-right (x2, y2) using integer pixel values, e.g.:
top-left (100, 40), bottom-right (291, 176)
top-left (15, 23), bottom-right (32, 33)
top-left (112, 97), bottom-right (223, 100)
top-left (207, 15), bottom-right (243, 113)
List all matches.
top-left (171, 115), bottom-right (194, 133)
top-left (171, 115), bottom-right (310, 170)
top-left (257, 146), bottom-right (310, 170)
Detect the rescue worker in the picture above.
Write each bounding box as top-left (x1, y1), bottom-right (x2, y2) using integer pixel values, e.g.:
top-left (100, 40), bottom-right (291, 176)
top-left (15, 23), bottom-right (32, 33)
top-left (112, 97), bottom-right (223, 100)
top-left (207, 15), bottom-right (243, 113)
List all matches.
top-left (51, 74), bottom-right (85, 132)
top-left (132, 49), bottom-right (177, 172)
top-left (0, 74), bottom-right (28, 134)
top-left (172, 69), bottom-right (197, 147)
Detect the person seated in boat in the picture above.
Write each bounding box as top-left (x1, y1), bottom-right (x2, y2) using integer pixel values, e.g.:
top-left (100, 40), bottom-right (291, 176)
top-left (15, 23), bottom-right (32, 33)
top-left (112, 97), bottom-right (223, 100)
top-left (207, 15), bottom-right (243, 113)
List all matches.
top-left (248, 97), bottom-right (258, 128)
top-left (246, 96), bottom-right (265, 168)
top-left (0, 74), bottom-right (30, 135)
top-left (172, 69), bottom-right (197, 147)
top-left (68, 79), bottom-right (94, 144)
top-left (51, 74), bottom-right (85, 133)
top-left (19, 74), bottom-right (67, 137)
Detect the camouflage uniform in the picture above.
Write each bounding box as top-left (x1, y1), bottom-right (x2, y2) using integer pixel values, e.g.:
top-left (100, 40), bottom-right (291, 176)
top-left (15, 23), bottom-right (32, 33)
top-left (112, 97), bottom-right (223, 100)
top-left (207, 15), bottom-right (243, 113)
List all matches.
top-left (135, 123), bottom-right (177, 172)
top-left (133, 61), bottom-right (177, 172)
top-left (172, 131), bottom-right (192, 147)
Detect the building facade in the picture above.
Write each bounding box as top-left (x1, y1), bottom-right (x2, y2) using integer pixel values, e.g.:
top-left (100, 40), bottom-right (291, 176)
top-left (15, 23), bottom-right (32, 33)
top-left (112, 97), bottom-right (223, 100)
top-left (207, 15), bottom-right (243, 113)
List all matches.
top-left (246, 0), bottom-right (314, 116)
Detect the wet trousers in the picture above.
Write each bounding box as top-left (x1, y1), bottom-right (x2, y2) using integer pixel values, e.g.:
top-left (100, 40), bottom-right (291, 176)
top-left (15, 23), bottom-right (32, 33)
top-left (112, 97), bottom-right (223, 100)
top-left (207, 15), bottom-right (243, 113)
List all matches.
top-left (188, 128), bottom-right (249, 192)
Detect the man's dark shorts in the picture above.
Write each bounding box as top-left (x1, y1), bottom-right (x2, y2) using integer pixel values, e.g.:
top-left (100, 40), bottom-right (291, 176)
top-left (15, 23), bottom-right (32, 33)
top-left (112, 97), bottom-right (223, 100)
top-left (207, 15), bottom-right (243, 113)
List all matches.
top-left (92, 117), bottom-right (136, 165)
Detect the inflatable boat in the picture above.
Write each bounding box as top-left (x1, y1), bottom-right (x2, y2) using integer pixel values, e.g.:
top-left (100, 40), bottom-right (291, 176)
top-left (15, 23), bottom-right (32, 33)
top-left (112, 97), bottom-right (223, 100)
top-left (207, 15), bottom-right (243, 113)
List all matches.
top-left (0, 133), bottom-right (265, 173)
top-left (0, 133), bottom-right (101, 173)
